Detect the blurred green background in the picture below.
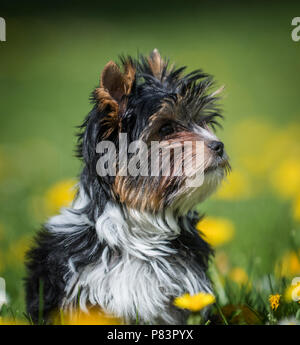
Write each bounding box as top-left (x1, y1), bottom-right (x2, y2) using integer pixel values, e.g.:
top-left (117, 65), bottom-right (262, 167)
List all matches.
top-left (1, 1), bottom-right (300, 318)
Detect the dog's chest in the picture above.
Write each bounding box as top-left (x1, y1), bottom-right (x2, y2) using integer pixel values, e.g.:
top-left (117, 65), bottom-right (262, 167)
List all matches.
top-left (59, 202), bottom-right (212, 324)
top-left (63, 246), bottom-right (211, 324)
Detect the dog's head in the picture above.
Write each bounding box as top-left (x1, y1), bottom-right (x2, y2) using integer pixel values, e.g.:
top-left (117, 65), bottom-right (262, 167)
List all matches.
top-left (78, 49), bottom-right (230, 214)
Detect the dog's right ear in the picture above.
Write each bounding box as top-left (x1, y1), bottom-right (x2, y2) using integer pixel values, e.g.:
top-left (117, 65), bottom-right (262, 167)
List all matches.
top-left (95, 61), bottom-right (135, 138)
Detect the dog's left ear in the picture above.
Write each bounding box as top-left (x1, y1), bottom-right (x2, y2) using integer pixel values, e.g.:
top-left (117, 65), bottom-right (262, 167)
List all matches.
top-left (95, 60), bottom-right (135, 138)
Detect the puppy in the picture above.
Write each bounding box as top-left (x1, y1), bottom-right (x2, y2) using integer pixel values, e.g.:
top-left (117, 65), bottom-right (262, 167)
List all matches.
top-left (25, 49), bottom-right (230, 324)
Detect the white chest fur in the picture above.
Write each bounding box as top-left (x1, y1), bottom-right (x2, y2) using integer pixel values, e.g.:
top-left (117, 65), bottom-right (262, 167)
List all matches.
top-left (58, 202), bottom-right (212, 324)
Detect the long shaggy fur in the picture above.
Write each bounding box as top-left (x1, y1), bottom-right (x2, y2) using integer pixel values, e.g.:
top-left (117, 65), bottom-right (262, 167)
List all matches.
top-left (25, 50), bottom-right (229, 324)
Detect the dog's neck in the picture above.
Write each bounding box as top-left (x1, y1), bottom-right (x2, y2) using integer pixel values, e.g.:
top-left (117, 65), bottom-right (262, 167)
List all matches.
top-left (49, 185), bottom-right (188, 257)
top-left (95, 202), bottom-right (183, 260)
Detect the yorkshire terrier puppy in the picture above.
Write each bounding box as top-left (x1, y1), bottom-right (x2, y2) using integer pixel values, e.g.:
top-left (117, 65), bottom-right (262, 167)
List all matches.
top-left (25, 49), bottom-right (230, 324)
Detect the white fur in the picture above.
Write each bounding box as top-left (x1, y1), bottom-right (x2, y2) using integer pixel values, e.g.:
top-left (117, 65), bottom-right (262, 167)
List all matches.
top-left (174, 167), bottom-right (224, 215)
top-left (45, 168), bottom-right (223, 324)
top-left (56, 200), bottom-right (212, 324)
top-left (47, 185), bottom-right (92, 233)
top-left (194, 125), bottom-right (219, 142)
top-left (46, 207), bottom-right (93, 233)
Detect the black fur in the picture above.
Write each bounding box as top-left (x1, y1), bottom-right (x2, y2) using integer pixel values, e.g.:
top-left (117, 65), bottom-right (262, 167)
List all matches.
top-left (25, 210), bottom-right (212, 323)
top-left (25, 51), bottom-right (222, 323)
top-left (25, 216), bottom-right (103, 323)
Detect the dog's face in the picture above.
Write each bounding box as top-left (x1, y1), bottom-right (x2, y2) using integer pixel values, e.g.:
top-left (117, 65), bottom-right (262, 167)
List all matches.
top-left (80, 50), bottom-right (230, 214)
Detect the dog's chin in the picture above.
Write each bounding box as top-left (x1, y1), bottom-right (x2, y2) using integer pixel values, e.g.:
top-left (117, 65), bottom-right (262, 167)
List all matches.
top-left (171, 165), bottom-right (226, 216)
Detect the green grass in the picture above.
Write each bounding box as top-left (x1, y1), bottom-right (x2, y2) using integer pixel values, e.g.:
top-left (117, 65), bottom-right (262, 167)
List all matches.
top-left (1, 2), bottom-right (300, 324)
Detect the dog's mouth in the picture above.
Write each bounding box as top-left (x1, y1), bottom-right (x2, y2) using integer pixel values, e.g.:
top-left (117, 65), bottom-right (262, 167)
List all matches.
top-left (205, 157), bottom-right (231, 175)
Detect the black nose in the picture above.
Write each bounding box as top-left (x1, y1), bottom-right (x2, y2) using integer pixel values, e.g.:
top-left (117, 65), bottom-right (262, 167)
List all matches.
top-left (208, 140), bottom-right (224, 157)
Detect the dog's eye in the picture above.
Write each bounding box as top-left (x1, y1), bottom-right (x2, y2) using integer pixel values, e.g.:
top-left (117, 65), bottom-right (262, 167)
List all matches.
top-left (159, 123), bottom-right (175, 137)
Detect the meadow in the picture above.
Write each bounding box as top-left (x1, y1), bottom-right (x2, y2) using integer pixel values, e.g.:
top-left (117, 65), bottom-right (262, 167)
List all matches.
top-left (0, 1), bottom-right (300, 324)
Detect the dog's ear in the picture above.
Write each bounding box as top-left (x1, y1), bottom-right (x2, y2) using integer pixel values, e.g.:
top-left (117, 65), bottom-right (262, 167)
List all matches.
top-left (148, 49), bottom-right (167, 80)
top-left (95, 60), bottom-right (135, 138)
top-left (100, 61), bottom-right (135, 103)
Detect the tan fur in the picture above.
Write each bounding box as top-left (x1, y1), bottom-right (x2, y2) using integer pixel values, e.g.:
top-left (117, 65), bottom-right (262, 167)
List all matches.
top-left (96, 60), bottom-right (135, 138)
top-left (147, 49), bottom-right (166, 80)
top-left (113, 129), bottom-right (215, 212)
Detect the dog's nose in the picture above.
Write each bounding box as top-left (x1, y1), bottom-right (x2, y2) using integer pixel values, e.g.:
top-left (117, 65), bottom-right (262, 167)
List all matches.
top-left (208, 140), bottom-right (224, 157)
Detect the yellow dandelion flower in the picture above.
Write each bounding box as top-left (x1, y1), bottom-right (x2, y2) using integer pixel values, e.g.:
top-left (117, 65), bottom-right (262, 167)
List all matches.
top-left (269, 294), bottom-right (281, 311)
top-left (214, 170), bottom-right (253, 200)
top-left (284, 280), bottom-right (300, 303)
top-left (196, 217), bottom-right (235, 247)
top-left (54, 310), bottom-right (122, 325)
top-left (174, 292), bottom-right (215, 312)
top-left (293, 195), bottom-right (300, 222)
top-left (275, 251), bottom-right (300, 277)
top-left (271, 158), bottom-right (300, 199)
top-left (228, 267), bottom-right (249, 286)
top-left (44, 179), bottom-right (77, 215)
